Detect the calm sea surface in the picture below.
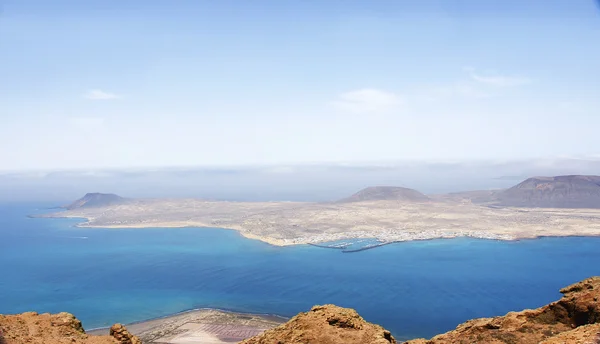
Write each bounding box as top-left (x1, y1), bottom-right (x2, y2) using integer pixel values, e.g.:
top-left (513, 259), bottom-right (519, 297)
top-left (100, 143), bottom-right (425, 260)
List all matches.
top-left (1, 203), bottom-right (599, 340)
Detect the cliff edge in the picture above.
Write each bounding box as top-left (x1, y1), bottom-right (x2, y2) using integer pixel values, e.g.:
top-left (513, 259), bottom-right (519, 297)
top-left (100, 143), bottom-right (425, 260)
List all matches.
top-left (404, 276), bottom-right (600, 344)
top-left (3, 278), bottom-right (600, 344)
top-left (0, 312), bottom-right (140, 344)
top-left (240, 304), bottom-right (397, 344)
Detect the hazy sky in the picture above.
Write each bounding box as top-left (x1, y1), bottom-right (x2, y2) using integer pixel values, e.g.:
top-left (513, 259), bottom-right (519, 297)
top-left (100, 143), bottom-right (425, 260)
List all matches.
top-left (2, 0), bottom-right (600, 171)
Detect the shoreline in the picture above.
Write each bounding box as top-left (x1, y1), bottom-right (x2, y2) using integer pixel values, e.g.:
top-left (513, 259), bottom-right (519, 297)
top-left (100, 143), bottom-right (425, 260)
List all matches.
top-left (33, 213), bottom-right (296, 246)
top-left (76, 221), bottom-right (298, 247)
top-left (85, 307), bottom-right (287, 343)
top-left (86, 307), bottom-right (288, 333)
top-left (34, 212), bottom-right (600, 249)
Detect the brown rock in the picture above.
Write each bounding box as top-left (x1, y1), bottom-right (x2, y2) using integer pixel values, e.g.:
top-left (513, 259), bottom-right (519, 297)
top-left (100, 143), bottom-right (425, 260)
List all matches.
top-left (540, 323), bottom-right (600, 344)
top-left (404, 276), bottom-right (600, 344)
top-left (109, 324), bottom-right (141, 344)
top-left (240, 304), bottom-right (396, 344)
top-left (0, 312), bottom-right (140, 344)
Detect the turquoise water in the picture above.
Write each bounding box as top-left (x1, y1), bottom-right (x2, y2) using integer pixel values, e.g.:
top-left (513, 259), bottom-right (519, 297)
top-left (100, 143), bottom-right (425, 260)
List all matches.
top-left (1, 203), bottom-right (600, 340)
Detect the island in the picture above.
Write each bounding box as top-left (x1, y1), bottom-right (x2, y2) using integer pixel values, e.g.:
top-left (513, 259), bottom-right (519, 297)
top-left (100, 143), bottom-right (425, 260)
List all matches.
top-left (35, 175), bottom-right (600, 247)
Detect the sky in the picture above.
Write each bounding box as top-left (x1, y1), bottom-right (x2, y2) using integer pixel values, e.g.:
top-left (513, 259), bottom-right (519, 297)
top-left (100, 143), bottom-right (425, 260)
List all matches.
top-left (2, 0), bottom-right (600, 171)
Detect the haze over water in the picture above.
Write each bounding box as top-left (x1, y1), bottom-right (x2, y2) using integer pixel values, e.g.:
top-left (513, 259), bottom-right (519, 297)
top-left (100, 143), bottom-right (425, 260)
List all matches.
top-left (2, 203), bottom-right (600, 340)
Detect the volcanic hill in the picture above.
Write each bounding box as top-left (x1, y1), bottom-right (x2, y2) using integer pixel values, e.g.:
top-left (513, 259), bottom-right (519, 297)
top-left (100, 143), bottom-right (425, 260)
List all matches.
top-left (65, 193), bottom-right (127, 210)
top-left (338, 186), bottom-right (430, 203)
top-left (492, 175), bottom-right (600, 208)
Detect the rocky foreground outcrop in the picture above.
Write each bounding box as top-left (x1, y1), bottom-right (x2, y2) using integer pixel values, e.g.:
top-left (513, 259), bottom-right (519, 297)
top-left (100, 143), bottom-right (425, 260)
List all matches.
top-left (240, 304), bottom-right (397, 344)
top-left (0, 312), bottom-right (140, 344)
top-left (3, 277), bottom-right (599, 344)
top-left (404, 276), bottom-right (600, 344)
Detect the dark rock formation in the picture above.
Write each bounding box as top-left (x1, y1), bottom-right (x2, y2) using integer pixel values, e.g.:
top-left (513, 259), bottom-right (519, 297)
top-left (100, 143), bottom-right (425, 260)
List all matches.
top-left (339, 186), bottom-right (429, 203)
top-left (65, 193), bottom-right (126, 210)
top-left (492, 175), bottom-right (600, 208)
top-left (240, 304), bottom-right (397, 344)
top-left (404, 276), bottom-right (600, 344)
top-left (0, 311), bottom-right (140, 344)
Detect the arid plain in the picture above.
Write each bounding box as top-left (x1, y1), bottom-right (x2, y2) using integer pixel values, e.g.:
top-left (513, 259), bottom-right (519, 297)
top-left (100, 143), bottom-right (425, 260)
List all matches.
top-left (40, 196), bottom-right (600, 247)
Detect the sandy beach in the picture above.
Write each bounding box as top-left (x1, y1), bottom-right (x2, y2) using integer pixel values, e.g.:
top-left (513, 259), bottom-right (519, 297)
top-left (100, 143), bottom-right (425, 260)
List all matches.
top-left (87, 309), bottom-right (285, 344)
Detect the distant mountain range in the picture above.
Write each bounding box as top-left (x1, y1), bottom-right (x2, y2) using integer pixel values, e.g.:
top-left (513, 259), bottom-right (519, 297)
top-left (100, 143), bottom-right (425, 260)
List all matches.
top-left (66, 175), bottom-right (600, 209)
top-left (341, 175), bottom-right (600, 208)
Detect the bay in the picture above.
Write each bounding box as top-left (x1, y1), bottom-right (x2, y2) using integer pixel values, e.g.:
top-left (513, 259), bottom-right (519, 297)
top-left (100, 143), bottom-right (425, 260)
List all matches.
top-left (1, 203), bottom-right (599, 340)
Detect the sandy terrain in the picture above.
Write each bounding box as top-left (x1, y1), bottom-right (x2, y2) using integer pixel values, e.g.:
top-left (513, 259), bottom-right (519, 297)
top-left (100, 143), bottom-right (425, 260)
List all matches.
top-left (87, 309), bottom-right (285, 344)
top-left (38, 198), bottom-right (600, 246)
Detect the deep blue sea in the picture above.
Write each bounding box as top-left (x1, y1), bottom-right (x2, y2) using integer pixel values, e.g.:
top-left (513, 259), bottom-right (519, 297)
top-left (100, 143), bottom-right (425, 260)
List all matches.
top-left (1, 203), bottom-right (600, 340)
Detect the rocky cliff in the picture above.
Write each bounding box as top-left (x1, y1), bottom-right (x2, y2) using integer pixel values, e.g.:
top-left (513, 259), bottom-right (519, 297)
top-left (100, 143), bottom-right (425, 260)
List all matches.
top-left (3, 277), bottom-right (599, 344)
top-left (240, 304), bottom-right (397, 344)
top-left (404, 276), bottom-right (600, 344)
top-left (0, 312), bottom-right (140, 344)
top-left (239, 278), bottom-right (600, 344)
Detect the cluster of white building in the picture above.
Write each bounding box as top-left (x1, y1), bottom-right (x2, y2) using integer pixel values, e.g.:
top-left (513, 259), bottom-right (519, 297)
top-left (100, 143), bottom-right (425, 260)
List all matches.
top-left (277, 228), bottom-right (515, 245)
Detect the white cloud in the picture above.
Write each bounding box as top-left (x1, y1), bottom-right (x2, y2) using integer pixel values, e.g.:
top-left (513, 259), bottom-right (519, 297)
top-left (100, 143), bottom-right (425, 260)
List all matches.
top-left (84, 89), bottom-right (120, 100)
top-left (413, 67), bottom-right (530, 101)
top-left (471, 74), bottom-right (531, 87)
top-left (332, 89), bottom-right (402, 113)
top-left (466, 68), bottom-right (531, 87)
top-left (423, 82), bottom-right (491, 100)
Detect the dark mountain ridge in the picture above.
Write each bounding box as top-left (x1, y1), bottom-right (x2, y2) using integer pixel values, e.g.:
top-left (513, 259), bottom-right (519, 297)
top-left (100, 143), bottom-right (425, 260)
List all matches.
top-left (64, 175), bottom-right (600, 209)
top-left (430, 175), bottom-right (600, 209)
top-left (493, 175), bottom-right (600, 208)
top-left (64, 192), bottom-right (127, 210)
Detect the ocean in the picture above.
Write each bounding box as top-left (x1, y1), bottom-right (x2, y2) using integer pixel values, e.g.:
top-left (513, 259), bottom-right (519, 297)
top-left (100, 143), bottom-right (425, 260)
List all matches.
top-left (1, 203), bottom-right (599, 340)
